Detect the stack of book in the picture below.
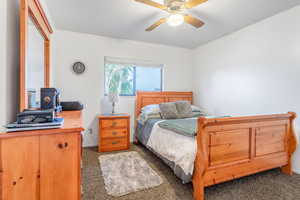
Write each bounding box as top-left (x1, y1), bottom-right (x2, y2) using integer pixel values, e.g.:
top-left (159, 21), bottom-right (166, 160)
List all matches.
top-left (5, 118), bottom-right (64, 132)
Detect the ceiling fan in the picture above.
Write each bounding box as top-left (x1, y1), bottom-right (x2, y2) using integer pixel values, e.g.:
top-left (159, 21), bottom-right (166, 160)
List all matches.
top-left (135, 0), bottom-right (207, 31)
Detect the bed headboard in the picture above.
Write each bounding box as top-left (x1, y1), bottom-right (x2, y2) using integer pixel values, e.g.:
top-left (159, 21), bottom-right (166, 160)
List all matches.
top-left (135, 91), bottom-right (193, 117)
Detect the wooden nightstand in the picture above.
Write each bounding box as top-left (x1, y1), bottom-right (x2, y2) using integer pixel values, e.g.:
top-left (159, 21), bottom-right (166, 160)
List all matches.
top-left (98, 114), bottom-right (130, 152)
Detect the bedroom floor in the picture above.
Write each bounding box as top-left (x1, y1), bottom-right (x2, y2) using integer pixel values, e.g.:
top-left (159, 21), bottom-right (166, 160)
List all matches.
top-left (82, 145), bottom-right (300, 200)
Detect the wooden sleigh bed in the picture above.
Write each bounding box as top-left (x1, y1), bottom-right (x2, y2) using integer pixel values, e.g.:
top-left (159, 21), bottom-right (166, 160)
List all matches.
top-left (135, 91), bottom-right (298, 200)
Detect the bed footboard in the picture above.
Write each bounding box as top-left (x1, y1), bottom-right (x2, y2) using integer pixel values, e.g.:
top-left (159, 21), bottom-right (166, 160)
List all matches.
top-left (192, 112), bottom-right (297, 200)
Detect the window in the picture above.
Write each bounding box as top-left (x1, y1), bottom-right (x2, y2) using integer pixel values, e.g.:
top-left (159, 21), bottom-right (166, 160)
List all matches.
top-left (105, 57), bottom-right (163, 96)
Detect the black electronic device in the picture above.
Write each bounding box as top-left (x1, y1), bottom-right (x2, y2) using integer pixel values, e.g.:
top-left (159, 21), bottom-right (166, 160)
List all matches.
top-left (41, 88), bottom-right (62, 113)
top-left (61, 101), bottom-right (84, 111)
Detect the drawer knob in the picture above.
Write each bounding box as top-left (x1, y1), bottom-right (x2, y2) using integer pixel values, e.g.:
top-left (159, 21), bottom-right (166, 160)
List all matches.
top-left (58, 142), bottom-right (68, 149)
top-left (112, 122), bottom-right (117, 127)
top-left (112, 141), bottom-right (120, 145)
top-left (112, 131), bottom-right (118, 135)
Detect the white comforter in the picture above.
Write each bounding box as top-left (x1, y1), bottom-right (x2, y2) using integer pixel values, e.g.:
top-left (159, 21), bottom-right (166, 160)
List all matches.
top-left (146, 121), bottom-right (197, 179)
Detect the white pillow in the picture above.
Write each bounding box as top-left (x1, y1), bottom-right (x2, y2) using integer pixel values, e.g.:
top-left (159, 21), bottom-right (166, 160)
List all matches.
top-left (142, 104), bottom-right (203, 113)
top-left (191, 105), bottom-right (209, 116)
top-left (142, 104), bottom-right (203, 112)
top-left (191, 105), bottom-right (201, 112)
top-left (138, 112), bottom-right (161, 125)
top-left (141, 104), bottom-right (160, 114)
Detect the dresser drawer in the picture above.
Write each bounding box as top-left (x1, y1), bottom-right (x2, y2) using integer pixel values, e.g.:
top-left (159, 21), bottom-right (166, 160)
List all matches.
top-left (101, 128), bottom-right (127, 139)
top-left (100, 137), bottom-right (128, 152)
top-left (101, 119), bottom-right (128, 129)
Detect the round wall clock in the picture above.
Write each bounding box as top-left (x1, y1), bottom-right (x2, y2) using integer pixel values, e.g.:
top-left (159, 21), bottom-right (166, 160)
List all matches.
top-left (72, 62), bottom-right (86, 74)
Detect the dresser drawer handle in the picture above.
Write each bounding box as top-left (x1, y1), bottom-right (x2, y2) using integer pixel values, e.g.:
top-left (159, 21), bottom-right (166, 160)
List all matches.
top-left (112, 141), bottom-right (120, 145)
top-left (57, 142), bottom-right (68, 149)
top-left (112, 122), bottom-right (117, 127)
top-left (112, 131), bottom-right (118, 136)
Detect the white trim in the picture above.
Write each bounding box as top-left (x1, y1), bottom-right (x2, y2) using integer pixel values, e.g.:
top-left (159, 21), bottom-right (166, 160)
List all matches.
top-left (105, 56), bottom-right (164, 68)
top-left (293, 169), bottom-right (300, 174)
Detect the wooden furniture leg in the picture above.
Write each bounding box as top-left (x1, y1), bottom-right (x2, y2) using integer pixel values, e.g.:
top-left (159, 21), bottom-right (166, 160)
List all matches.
top-left (193, 168), bottom-right (205, 200)
top-left (281, 112), bottom-right (297, 175)
top-left (192, 118), bottom-right (208, 200)
top-left (193, 182), bottom-right (204, 200)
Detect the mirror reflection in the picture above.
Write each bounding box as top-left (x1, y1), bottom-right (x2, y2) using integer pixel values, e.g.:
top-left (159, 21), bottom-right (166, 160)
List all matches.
top-left (26, 16), bottom-right (45, 109)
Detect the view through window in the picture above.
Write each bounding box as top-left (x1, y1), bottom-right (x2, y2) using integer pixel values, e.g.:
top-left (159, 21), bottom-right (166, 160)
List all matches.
top-left (105, 57), bottom-right (163, 96)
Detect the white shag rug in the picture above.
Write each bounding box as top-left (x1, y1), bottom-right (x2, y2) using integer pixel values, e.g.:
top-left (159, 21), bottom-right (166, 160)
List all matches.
top-left (98, 151), bottom-right (163, 197)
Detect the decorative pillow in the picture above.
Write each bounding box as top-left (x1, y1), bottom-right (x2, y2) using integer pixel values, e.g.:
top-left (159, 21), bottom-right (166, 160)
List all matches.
top-left (138, 104), bottom-right (162, 125)
top-left (191, 105), bottom-right (201, 112)
top-left (159, 102), bottom-right (179, 119)
top-left (175, 101), bottom-right (194, 118)
top-left (141, 104), bottom-right (160, 114)
top-left (138, 112), bottom-right (161, 125)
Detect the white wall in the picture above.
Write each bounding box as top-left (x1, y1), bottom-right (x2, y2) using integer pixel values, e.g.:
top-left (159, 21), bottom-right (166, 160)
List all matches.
top-left (0, 0), bottom-right (19, 131)
top-left (52, 30), bottom-right (193, 146)
top-left (5, 0), bottom-right (19, 126)
top-left (0, 0), bottom-right (7, 132)
top-left (192, 5), bottom-right (300, 173)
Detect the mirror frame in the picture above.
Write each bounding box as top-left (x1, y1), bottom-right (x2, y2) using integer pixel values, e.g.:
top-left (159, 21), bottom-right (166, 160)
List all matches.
top-left (20, 0), bottom-right (53, 111)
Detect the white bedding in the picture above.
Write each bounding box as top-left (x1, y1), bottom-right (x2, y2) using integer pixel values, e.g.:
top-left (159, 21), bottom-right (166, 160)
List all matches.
top-left (146, 121), bottom-right (197, 179)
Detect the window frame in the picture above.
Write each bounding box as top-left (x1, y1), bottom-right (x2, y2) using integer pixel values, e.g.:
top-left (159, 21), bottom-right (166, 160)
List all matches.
top-left (104, 61), bottom-right (163, 96)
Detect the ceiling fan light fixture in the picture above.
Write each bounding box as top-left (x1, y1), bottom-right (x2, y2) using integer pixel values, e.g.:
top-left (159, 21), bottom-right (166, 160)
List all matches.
top-left (167, 14), bottom-right (184, 27)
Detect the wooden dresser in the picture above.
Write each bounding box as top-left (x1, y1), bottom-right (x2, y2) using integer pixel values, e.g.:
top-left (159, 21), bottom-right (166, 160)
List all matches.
top-left (0, 111), bottom-right (84, 200)
top-left (98, 114), bottom-right (130, 152)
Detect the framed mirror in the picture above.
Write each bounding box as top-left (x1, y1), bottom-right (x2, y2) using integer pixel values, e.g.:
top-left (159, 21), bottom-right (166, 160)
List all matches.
top-left (20, 0), bottom-right (53, 111)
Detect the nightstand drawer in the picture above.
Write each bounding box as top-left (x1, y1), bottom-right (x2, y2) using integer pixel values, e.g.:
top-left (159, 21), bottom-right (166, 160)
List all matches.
top-left (101, 129), bottom-right (127, 139)
top-left (101, 119), bottom-right (128, 129)
top-left (100, 138), bottom-right (128, 152)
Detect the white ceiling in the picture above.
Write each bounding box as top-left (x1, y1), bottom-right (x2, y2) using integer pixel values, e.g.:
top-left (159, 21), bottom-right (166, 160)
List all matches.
top-left (45, 0), bottom-right (300, 49)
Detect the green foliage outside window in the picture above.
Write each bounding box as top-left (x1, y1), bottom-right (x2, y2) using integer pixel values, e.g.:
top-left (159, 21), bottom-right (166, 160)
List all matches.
top-left (105, 60), bottom-right (162, 96)
top-left (105, 63), bottom-right (134, 95)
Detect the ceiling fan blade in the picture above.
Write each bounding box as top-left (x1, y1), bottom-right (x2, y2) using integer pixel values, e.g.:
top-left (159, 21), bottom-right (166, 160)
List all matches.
top-left (146, 18), bottom-right (167, 31)
top-left (135, 0), bottom-right (167, 10)
top-left (184, 0), bottom-right (208, 9)
top-left (184, 15), bottom-right (205, 28)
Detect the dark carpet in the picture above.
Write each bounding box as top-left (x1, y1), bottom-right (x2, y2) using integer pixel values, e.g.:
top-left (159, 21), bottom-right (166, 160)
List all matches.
top-left (82, 144), bottom-right (300, 200)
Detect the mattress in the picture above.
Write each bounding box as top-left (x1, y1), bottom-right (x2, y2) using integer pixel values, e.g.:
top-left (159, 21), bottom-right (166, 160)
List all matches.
top-left (136, 119), bottom-right (197, 183)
